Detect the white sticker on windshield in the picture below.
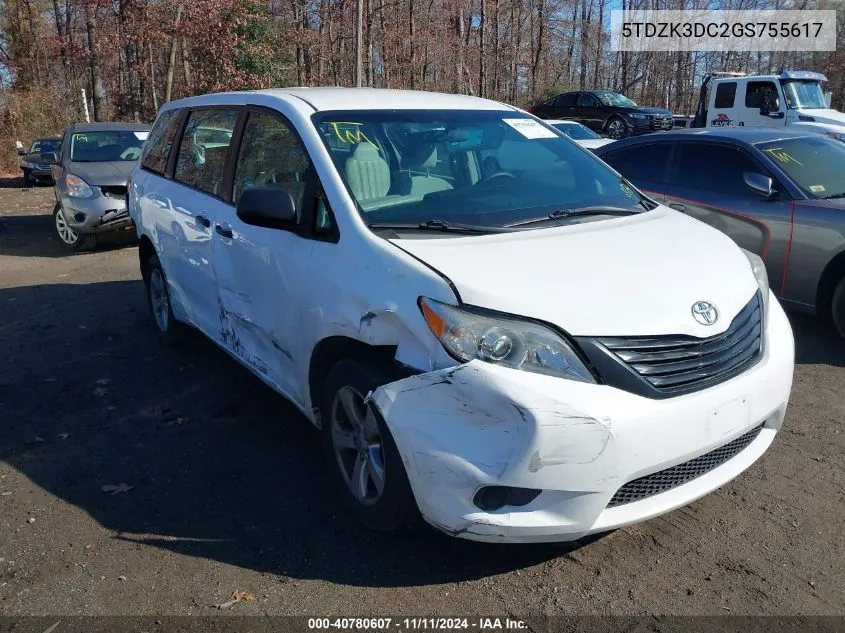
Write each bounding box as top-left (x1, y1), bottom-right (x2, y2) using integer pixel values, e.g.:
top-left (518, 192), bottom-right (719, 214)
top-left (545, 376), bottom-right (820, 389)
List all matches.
top-left (809, 184), bottom-right (826, 193)
top-left (503, 118), bottom-right (558, 139)
top-left (134, 132), bottom-right (150, 140)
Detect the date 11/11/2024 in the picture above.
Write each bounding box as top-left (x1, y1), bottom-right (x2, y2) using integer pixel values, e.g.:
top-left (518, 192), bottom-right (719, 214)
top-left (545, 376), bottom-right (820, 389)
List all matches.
top-left (307, 617), bottom-right (529, 631)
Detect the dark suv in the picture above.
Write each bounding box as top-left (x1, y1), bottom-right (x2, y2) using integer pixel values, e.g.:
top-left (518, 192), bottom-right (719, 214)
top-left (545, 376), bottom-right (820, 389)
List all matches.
top-left (530, 91), bottom-right (674, 139)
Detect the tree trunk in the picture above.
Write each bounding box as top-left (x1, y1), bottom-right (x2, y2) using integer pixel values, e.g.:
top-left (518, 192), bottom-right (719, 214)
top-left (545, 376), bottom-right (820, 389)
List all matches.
top-left (478, 0), bottom-right (485, 97)
top-left (84, 3), bottom-right (107, 121)
top-left (165, 5), bottom-right (183, 103)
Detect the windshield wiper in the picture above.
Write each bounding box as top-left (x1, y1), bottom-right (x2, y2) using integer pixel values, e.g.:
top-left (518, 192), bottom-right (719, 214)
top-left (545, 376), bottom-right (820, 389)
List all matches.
top-left (821, 192), bottom-right (845, 199)
top-left (507, 206), bottom-right (641, 228)
top-left (367, 219), bottom-right (517, 234)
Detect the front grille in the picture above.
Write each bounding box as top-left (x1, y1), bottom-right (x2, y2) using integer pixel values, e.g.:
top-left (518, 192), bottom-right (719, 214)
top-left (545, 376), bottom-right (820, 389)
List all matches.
top-left (596, 293), bottom-right (762, 395)
top-left (607, 424), bottom-right (764, 507)
top-left (100, 185), bottom-right (127, 200)
top-left (650, 116), bottom-right (674, 130)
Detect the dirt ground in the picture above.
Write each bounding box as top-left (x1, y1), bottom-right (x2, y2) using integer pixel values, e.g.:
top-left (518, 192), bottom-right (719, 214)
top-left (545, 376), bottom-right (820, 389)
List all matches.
top-left (0, 177), bottom-right (843, 618)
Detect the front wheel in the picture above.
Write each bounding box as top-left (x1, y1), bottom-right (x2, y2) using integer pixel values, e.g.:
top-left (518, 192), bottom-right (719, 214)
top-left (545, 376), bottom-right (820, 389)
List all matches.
top-left (832, 277), bottom-right (845, 339)
top-left (606, 116), bottom-right (629, 140)
top-left (53, 202), bottom-right (94, 251)
top-left (22, 170), bottom-right (33, 187)
top-left (320, 358), bottom-right (417, 532)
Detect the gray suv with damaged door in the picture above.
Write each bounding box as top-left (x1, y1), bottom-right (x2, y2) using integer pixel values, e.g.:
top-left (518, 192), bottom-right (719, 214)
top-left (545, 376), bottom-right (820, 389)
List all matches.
top-left (49, 122), bottom-right (151, 250)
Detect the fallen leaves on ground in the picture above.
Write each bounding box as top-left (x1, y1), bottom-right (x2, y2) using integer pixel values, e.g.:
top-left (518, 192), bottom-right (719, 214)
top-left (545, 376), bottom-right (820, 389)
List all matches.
top-left (216, 589), bottom-right (256, 609)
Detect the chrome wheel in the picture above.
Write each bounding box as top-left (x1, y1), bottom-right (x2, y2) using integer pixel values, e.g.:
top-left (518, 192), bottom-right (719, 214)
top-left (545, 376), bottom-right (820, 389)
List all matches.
top-left (330, 386), bottom-right (385, 506)
top-left (149, 268), bottom-right (170, 332)
top-left (607, 119), bottom-right (627, 139)
top-left (54, 208), bottom-right (79, 245)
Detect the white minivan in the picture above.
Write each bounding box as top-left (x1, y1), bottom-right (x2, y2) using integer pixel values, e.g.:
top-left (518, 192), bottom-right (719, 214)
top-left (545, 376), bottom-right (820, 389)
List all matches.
top-left (128, 88), bottom-right (795, 543)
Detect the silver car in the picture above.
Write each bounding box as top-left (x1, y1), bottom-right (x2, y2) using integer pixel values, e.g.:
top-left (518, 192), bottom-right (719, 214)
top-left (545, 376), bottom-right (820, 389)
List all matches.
top-left (48, 122), bottom-right (151, 250)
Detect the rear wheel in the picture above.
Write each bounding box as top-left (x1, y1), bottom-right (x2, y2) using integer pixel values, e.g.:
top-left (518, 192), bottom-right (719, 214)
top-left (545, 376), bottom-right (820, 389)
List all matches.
top-left (143, 252), bottom-right (186, 345)
top-left (606, 116), bottom-right (629, 140)
top-left (320, 358), bottom-right (416, 532)
top-left (832, 277), bottom-right (845, 339)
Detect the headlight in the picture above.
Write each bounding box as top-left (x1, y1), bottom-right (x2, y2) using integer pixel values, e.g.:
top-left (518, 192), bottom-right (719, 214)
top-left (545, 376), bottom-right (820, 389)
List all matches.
top-left (628, 113), bottom-right (647, 120)
top-left (65, 174), bottom-right (94, 198)
top-left (741, 249), bottom-right (770, 326)
top-left (419, 297), bottom-right (595, 382)
top-left (825, 131), bottom-right (845, 143)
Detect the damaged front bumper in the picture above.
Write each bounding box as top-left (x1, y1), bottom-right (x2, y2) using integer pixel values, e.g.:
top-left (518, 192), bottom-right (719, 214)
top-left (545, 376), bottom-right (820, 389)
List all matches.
top-left (60, 194), bottom-right (134, 236)
top-left (369, 299), bottom-right (794, 543)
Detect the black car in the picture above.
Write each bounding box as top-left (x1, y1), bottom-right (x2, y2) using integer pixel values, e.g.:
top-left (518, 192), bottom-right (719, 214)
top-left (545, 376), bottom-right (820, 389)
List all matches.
top-left (594, 128), bottom-right (845, 337)
top-left (530, 91), bottom-right (674, 140)
top-left (18, 136), bottom-right (61, 186)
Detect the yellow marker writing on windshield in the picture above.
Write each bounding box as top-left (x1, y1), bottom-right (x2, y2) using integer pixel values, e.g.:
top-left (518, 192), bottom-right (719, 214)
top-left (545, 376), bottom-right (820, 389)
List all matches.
top-left (761, 147), bottom-right (803, 166)
top-left (326, 122), bottom-right (378, 149)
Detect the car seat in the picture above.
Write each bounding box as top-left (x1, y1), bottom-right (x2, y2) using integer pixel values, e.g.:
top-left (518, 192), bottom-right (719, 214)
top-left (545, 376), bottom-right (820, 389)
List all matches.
top-left (344, 143), bottom-right (391, 201)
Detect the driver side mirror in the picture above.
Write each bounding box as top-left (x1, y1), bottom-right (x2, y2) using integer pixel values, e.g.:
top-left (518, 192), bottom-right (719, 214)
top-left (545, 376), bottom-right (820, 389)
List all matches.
top-left (42, 152), bottom-right (58, 164)
top-left (16, 147), bottom-right (25, 156)
top-left (743, 172), bottom-right (776, 199)
top-left (236, 186), bottom-right (298, 230)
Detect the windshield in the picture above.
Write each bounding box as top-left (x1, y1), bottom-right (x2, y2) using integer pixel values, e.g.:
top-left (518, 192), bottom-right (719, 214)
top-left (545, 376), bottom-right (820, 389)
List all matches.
top-left (595, 92), bottom-right (637, 107)
top-left (757, 136), bottom-right (845, 199)
top-left (551, 122), bottom-right (601, 140)
top-left (29, 139), bottom-right (59, 155)
top-left (781, 80), bottom-right (826, 109)
top-left (69, 130), bottom-right (148, 162)
top-left (313, 110), bottom-right (644, 229)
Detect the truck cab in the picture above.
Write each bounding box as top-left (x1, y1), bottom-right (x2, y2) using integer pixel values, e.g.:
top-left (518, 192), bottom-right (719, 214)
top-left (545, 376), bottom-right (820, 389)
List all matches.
top-left (692, 71), bottom-right (845, 141)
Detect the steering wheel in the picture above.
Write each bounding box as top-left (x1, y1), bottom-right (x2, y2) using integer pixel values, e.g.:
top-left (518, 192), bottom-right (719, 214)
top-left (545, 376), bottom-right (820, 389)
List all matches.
top-left (479, 170), bottom-right (516, 184)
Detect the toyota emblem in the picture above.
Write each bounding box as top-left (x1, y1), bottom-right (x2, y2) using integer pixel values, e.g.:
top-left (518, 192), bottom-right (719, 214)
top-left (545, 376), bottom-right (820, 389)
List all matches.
top-left (691, 301), bottom-right (718, 326)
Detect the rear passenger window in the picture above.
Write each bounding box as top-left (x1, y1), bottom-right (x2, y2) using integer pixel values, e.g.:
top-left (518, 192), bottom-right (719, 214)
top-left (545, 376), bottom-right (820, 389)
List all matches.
top-left (602, 143), bottom-right (672, 185)
top-left (233, 112), bottom-right (312, 211)
top-left (714, 82), bottom-right (737, 108)
top-left (675, 143), bottom-right (764, 195)
top-left (141, 109), bottom-right (181, 175)
top-left (556, 93), bottom-right (577, 107)
top-left (174, 109), bottom-right (239, 197)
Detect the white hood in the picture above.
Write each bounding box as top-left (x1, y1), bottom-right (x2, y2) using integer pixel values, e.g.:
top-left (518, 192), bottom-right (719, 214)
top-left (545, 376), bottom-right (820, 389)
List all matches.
top-left (391, 207), bottom-right (759, 338)
top-left (791, 108), bottom-right (845, 130)
top-left (576, 138), bottom-right (616, 150)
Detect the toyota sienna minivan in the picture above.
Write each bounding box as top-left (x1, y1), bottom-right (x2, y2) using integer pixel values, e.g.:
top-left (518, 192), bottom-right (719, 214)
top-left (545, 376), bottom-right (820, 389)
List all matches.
top-left (128, 88), bottom-right (795, 542)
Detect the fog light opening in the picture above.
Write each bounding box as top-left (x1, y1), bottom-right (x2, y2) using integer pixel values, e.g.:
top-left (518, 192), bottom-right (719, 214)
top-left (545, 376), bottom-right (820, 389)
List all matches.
top-left (473, 486), bottom-right (541, 512)
top-left (73, 213), bottom-right (86, 223)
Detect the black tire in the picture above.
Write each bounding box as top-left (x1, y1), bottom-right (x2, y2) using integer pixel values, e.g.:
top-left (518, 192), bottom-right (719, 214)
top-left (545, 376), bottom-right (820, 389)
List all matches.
top-left (606, 116), bottom-right (629, 140)
top-left (143, 252), bottom-right (187, 345)
top-left (320, 358), bottom-right (417, 532)
top-left (22, 170), bottom-right (33, 187)
top-left (832, 277), bottom-right (845, 339)
top-left (53, 202), bottom-right (96, 252)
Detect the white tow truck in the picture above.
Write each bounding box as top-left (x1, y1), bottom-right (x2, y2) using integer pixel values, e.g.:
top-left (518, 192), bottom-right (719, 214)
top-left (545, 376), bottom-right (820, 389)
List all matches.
top-left (690, 70), bottom-right (845, 141)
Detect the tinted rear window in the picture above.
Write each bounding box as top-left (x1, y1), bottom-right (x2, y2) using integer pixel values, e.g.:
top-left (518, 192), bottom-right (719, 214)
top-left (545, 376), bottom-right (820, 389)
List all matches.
top-left (714, 82), bottom-right (737, 108)
top-left (141, 109), bottom-right (182, 175)
top-left (602, 143), bottom-right (673, 184)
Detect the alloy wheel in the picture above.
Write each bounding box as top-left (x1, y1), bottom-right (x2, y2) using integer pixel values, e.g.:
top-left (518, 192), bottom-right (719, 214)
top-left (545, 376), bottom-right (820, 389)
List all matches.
top-left (607, 119), bottom-right (627, 139)
top-left (149, 268), bottom-right (170, 332)
top-left (330, 386), bottom-right (386, 506)
top-left (54, 209), bottom-right (79, 245)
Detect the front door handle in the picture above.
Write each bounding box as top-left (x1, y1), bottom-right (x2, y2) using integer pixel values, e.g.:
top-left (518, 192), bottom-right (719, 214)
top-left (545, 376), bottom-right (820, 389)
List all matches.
top-left (196, 215), bottom-right (211, 228)
top-left (215, 224), bottom-right (233, 239)
top-left (668, 203), bottom-right (686, 212)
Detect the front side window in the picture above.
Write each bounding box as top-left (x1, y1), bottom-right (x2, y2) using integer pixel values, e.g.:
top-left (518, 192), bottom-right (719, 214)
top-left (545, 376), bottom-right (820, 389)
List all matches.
top-left (556, 93), bottom-right (577, 107)
top-left (69, 130), bottom-right (149, 162)
top-left (174, 109), bottom-right (239, 196)
top-left (313, 110), bottom-right (645, 229)
top-left (552, 122), bottom-right (601, 140)
top-left (233, 112), bottom-right (312, 210)
top-left (577, 93), bottom-right (600, 107)
top-left (595, 92), bottom-right (636, 107)
top-left (756, 136), bottom-right (845, 199)
top-left (781, 80), bottom-right (826, 109)
top-left (745, 81), bottom-right (780, 110)
top-left (141, 109), bottom-right (181, 174)
top-left (676, 143), bottom-right (764, 195)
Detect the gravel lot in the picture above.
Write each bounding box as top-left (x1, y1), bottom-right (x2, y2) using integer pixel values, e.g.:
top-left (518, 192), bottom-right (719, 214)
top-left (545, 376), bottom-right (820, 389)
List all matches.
top-left (0, 179), bottom-right (843, 617)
